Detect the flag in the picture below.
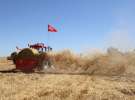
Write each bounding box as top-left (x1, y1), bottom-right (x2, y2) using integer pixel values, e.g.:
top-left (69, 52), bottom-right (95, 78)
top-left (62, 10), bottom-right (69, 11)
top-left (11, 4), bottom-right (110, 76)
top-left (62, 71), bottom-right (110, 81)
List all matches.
top-left (48, 24), bottom-right (58, 32)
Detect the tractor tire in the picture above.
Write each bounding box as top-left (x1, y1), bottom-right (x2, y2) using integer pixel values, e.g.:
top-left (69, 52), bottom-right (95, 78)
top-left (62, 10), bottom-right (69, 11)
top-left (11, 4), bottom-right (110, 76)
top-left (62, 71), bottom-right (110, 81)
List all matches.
top-left (40, 59), bottom-right (52, 70)
top-left (40, 60), bottom-right (49, 70)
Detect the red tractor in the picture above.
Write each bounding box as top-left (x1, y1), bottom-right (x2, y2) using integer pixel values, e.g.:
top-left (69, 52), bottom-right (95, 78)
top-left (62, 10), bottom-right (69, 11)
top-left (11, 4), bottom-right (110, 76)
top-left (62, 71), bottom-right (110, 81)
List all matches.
top-left (8, 43), bottom-right (53, 72)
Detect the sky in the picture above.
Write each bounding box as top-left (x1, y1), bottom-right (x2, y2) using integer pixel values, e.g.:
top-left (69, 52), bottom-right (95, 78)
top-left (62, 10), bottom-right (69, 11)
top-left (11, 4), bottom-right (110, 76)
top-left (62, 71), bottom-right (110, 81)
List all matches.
top-left (0, 0), bottom-right (135, 56)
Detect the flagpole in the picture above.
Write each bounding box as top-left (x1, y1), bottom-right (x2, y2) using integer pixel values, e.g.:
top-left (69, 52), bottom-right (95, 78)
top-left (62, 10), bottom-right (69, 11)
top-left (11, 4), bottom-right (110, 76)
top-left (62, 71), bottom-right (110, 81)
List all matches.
top-left (47, 24), bottom-right (57, 50)
top-left (48, 30), bottom-right (50, 47)
top-left (47, 25), bottom-right (49, 48)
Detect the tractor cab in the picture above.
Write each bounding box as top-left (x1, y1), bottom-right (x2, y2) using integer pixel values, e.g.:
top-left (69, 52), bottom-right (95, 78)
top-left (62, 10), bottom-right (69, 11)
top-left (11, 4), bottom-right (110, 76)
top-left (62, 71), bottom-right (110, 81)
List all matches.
top-left (28, 43), bottom-right (52, 52)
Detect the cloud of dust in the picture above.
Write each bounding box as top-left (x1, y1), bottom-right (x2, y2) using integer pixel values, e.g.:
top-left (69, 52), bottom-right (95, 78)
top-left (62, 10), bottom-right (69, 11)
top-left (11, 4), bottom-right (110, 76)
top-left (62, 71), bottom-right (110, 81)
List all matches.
top-left (50, 49), bottom-right (135, 76)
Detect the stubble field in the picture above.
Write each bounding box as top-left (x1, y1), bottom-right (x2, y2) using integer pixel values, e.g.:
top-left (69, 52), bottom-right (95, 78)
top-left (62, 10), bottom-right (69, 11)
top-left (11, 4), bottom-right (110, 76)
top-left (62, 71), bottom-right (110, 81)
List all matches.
top-left (0, 49), bottom-right (135, 100)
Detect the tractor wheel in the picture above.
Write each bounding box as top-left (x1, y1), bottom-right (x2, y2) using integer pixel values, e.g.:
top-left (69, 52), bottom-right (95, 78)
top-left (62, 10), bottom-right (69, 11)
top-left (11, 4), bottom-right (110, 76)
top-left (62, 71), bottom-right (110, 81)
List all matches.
top-left (40, 59), bottom-right (52, 70)
top-left (40, 60), bottom-right (48, 70)
top-left (48, 59), bottom-right (53, 67)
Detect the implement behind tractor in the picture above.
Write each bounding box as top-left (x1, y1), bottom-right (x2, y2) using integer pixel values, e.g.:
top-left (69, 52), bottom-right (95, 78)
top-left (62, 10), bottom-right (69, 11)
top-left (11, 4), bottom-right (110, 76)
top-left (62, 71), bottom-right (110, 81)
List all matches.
top-left (7, 43), bottom-right (53, 72)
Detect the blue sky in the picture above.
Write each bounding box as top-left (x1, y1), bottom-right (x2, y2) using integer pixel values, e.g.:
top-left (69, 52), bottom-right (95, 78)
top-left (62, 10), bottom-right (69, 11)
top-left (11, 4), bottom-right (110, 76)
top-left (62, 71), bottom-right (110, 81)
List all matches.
top-left (0, 0), bottom-right (135, 56)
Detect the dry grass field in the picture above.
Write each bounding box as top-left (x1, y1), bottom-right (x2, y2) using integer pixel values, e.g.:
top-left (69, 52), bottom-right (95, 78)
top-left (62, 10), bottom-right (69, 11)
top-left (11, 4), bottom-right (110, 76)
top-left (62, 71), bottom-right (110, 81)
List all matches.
top-left (0, 49), bottom-right (135, 100)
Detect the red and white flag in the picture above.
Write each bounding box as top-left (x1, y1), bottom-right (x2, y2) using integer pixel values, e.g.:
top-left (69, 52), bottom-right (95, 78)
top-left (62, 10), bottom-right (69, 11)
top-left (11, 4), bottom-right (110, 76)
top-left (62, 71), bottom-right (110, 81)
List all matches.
top-left (48, 24), bottom-right (58, 32)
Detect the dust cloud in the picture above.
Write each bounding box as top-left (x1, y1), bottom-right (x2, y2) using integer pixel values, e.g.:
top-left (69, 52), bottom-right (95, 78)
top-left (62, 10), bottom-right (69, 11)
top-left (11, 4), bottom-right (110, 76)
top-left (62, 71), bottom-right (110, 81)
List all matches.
top-left (50, 48), bottom-right (135, 76)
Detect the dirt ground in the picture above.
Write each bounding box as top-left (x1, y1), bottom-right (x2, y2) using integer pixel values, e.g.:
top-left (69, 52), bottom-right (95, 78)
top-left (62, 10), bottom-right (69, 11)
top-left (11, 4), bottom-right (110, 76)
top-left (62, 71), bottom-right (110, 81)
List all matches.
top-left (0, 58), bottom-right (135, 100)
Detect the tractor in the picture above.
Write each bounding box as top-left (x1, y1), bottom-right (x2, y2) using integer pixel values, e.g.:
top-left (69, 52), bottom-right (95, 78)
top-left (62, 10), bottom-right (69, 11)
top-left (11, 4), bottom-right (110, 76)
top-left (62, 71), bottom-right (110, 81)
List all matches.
top-left (7, 43), bottom-right (53, 72)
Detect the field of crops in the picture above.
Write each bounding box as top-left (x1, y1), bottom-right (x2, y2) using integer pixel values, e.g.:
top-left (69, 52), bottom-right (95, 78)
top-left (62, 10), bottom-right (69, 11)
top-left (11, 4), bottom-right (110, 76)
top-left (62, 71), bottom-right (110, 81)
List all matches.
top-left (0, 49), bottom-right (135, 100)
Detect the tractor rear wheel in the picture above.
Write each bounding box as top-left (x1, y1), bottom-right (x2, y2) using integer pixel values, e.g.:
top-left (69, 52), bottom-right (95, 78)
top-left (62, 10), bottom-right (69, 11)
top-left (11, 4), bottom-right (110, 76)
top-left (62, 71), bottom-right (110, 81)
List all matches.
top-left (40, 59), bottom-right (52, 70)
